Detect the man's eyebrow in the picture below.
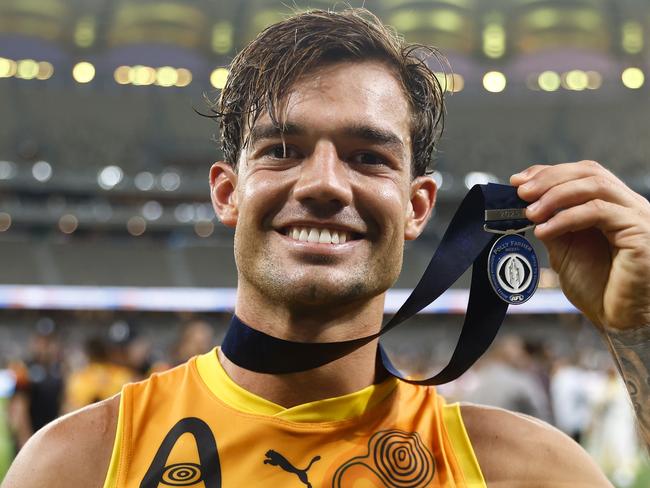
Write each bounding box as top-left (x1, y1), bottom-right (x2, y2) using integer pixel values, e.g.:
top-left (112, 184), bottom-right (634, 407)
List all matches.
top-left (248, 121), bottom-right (405, 153)
top-left (344, 124), bottom-right (405, 153)
top-left (248, 122), bottom-right (304, 145)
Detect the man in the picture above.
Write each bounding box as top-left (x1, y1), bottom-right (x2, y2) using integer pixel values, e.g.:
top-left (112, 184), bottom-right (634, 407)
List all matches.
top-left (3, 8), bottom-right (649, 488)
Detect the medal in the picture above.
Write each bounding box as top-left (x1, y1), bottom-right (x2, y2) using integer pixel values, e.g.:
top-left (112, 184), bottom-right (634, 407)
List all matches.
top-left (483, 207), bottom-right (539, 305)
top-left (487, 233), bottom-right (539, 304)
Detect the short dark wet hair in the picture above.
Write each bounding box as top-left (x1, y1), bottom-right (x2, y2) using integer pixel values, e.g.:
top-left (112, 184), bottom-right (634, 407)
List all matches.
top-left (208, 8), bottom-right (446, 177)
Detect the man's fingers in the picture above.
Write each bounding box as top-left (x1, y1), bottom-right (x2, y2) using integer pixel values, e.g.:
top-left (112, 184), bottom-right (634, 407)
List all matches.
top-left (515, 160), bottom-right (618, 202)
top-left (533, 199), bottom-right (630, 241)
top-left (525, 175), bottom-right (641, 223)
top-left (509, 164), bottom-right (548, 185)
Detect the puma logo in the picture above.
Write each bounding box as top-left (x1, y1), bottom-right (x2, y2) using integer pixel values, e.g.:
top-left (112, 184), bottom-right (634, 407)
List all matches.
top-left (263, 450), bottom-right (321, 488)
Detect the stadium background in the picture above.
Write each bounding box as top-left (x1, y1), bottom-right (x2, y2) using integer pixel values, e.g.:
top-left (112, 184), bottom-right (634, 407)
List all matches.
top-left (0, 0), bottom-right (649, 485)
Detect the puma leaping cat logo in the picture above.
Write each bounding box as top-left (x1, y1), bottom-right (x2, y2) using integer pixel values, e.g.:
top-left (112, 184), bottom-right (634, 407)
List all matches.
top-left (263, 449), bottom-right (321, 488)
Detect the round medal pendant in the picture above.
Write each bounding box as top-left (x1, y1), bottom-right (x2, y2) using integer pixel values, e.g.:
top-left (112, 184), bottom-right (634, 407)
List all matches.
top-left (487, 233), bottom-right (539, 305)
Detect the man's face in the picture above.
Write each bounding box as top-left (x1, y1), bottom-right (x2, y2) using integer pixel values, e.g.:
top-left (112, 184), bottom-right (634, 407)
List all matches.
top-left (213, 61), bottom-right (434, 308)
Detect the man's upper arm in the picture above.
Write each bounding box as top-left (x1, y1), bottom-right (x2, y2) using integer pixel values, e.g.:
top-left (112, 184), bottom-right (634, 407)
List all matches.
top-left (1, 395), bottom-right (119, 488)
top-left (460, 403), bottom-right (613, 488)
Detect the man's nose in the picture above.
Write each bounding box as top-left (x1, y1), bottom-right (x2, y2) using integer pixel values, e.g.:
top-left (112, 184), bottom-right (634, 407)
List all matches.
top-left (292, 142), bottom-right (353, 209)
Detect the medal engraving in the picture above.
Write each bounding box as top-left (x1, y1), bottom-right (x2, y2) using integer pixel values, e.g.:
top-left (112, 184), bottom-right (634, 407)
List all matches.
top-left (488, 234), bottom-right (539, 304)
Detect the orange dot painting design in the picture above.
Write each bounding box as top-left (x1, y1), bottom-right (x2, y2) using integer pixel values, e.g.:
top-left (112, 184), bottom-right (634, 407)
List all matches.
top-left (332, 430), bottom-right (435, 487)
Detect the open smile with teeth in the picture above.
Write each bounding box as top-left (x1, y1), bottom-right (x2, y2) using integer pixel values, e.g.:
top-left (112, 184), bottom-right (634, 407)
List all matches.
top-left (282, 226), bottom-right (360, 244)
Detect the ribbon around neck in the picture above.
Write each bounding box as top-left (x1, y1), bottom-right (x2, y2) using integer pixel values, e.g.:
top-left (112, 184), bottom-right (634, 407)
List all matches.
top-left (221, 183), bottom-right (532, 384)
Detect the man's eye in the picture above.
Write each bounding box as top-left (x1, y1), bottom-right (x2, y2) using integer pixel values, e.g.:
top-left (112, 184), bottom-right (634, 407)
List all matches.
top-left (352, 152), bottom-right (386, 166)
top-left (265, 145), bottom-right (299, 159)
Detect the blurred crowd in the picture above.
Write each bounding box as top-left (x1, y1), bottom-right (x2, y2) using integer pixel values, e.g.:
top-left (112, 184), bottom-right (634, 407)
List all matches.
top-left (438, 335), bottom-right (646, 487)
top-left (0, 320), bottom-right (647, 486)
top-left (0, 316), bottom-right (216, 480)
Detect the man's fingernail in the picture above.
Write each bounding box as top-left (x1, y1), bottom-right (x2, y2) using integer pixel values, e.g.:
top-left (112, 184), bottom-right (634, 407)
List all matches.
top-left (520, 181), bottom-right (532, 190)
top-left (528, 201), bottom-right (540, 212)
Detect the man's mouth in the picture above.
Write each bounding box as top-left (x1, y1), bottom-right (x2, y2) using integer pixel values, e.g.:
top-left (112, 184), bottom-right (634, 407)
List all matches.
top-left (280, 226), bottom-right (363, 244)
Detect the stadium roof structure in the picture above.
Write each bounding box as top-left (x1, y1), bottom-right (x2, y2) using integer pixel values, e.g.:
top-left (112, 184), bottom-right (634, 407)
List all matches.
top-left (0, 0), bottom-right (648, 291)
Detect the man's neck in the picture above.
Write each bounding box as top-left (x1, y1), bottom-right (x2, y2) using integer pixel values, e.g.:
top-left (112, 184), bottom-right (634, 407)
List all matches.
top-left (221, 287), bottom-right (387, 408)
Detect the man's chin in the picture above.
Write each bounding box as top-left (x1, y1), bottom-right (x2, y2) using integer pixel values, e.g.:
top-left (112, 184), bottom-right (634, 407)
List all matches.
top-left (262, 276), bottom-right (385, 309)
top-left (291, 281), bottom-right (371, 306)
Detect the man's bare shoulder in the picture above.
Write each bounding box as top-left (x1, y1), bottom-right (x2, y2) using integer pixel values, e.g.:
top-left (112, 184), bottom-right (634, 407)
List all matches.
top-left (1, 395), bottom-right (119, 488)
top-left (460, 403), bottom-right (613, 488)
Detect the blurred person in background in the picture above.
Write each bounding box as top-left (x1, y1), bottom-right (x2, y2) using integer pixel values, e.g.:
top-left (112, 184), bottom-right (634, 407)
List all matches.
top-left (523, 340), bottom-right (554, 412)
top-left (551, 354), bottom-right (593, 443)
top-left (170, 319), bottom-right (215, 365)
top-left (105, 320), bottom-right (155, 381)
top-left (147, 318), bottom-right (216, 374)
top-left (63, 335), bottom-right (133, 413)
top-left (0, 360), bottom-right (16, 480)
top-left (584, 365), bottom-right (642, 488)
top-left (463, 335), bottom-right (552, 422)
top-left (7, 320), bottom-right (64, 450)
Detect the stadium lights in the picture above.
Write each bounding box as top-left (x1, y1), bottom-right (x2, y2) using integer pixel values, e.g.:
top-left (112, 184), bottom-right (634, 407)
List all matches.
top-left (72, 61), bottom-right (96, 83)
top-left (16, 59), bottom-right (39, 80)
top-left (482, 71), bottom-right (506, 93)
top-left (431, 171), bottom-right (444, 191)
top-left (32, 161), bottom-right (52, 182)
top-left (483, 22), bottom-right (506, 59)
top-left (131, 65), bottom-right (156, 86)
top-left (622, 67), bottom-right (644, 89)
top-left (0, 213), bottom-right (11, 232)
top-left (586, 71), bottom-right (602, 89)
top-left (176, 68), bottom-right (192, 87)
top-left (114, 66), bottom-right (130, 85)
top-left (434, 72), bottom-right (464, 93)
top-left (37, 62), bottom-right (54, 80)
top-left (563, 70), bottom-right (588, 91)
top-left (210, 68), bottom-right (229, 89)
top-left (212, 22), bottom-right (233, 54)
top-left (58, 214), bottom-right (79, 234)
top-left (0, 58), bottom-right (17, 78)
top-left (0, 161), bottom-right (16, 180)
top-left (113, 65), bottom-right (192, 87)
top-left (160, 170), bottom-right (181, 191)
top-left (156, 66), bottom-right (178, 87)
top-left (0, 58), bottom-right (53, 80)
top-left (142, 201), bottom-right (163, 221)
top-left (134, 171), bottom-right (155, 191)
top-left (538, 71), bottom-right (560, 91)
top-left (127, 216), bottom-right (146, 236)
top-left (622, 21), bottom-right (644, 54)
top-left (529, 70), bottom-right (602, 91)
top-left (74, 16), bottom-right (96, 48)
top-left (464, 171), bottom-right (499, 189)
top-left (98, 165), bottom-right (124, 190)
top-left (195, 220), bottom-right (214, 238)
top-left (175, 203), bottom-right (195, 223)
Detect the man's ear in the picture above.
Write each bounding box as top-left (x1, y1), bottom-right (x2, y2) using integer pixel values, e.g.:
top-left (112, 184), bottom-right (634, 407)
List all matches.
top-left (210, 161), bottom-right (238, 228)
top-left (404, 175), bottom-right (437, 240)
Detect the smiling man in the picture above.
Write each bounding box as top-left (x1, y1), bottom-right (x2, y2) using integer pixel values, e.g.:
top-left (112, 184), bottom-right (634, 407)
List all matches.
top-left (4, 8), bottom-right (650, 488)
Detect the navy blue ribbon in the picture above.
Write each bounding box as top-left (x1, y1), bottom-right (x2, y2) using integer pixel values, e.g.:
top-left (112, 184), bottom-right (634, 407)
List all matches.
top-left (222, 183), bottom-right (531, 384)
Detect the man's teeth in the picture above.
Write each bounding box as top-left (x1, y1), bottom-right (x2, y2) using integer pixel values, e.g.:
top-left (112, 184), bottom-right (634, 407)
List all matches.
top-left (287, 227), bottom-right (349, 244)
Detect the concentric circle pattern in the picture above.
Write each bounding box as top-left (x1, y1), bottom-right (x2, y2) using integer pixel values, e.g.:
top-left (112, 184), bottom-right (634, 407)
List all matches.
top-left (160, 463), bottom-right (203, 486)
top-left (332, 430), bottom-right (435, 487)
top-left (373, 431), bottom-right (434, 487)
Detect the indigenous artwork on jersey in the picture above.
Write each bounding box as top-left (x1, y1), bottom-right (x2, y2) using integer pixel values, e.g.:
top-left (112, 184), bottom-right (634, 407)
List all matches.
top-left (139, 419), bottom-right (435, 487)
top-left (330, 430), bottom-right (435, 487)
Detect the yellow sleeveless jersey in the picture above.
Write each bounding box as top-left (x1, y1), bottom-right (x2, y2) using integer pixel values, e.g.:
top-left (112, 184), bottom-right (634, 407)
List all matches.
top-left (103, 348), bottom-right (486, 488)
